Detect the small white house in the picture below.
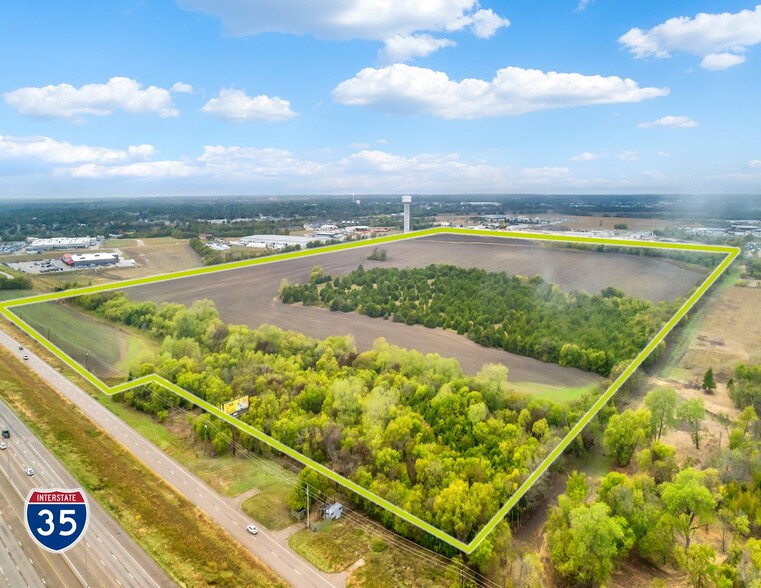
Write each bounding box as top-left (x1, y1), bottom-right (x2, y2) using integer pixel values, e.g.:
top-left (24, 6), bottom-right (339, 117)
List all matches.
top-left (322, 503), bottom-right (343, 520)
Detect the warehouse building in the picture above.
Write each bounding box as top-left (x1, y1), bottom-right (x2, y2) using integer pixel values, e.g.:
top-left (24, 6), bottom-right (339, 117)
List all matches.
top-left (27, 237), bottom-right (97, 252)
top-left (61, 252), bottom-right (119, 268)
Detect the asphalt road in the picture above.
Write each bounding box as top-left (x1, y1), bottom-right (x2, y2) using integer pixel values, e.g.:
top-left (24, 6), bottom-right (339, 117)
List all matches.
top-left (0, 394), bottom-right (173, 588)
top-left (0, 329), bottom-right (345, 588)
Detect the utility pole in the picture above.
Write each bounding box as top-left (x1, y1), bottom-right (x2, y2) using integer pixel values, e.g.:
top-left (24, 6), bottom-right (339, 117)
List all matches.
top-left (306, 484), bottom-right (310, 531)
top-left (85, 350), bottom-right (89, 371)
top-left (202, 421), bottom-right (208, 456)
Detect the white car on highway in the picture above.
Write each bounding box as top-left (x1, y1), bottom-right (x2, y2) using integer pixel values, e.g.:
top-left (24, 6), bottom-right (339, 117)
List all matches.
top-left (246, 524), bottom-right (259, 535)
top-left (0, 442), bottom-right (6, 450)
top-left (25, 468), bottom-right (34, 476)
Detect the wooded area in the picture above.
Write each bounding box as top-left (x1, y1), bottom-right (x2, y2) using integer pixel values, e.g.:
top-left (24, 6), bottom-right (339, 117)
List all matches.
top-left (70, 291), bottom-right (606, 545)
top-left (282, 264), bottom-right (679, 375)
top-left (546, 379), bottom-right (761, 587)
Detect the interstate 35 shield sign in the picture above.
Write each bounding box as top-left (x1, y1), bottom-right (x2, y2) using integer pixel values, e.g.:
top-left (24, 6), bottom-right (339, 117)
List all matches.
top-left (25, 488), bottom-right (89, 553)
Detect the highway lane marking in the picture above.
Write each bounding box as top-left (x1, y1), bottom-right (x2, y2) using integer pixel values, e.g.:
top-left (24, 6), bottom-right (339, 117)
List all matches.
top-left (294, 569), bottom-right (301, 575)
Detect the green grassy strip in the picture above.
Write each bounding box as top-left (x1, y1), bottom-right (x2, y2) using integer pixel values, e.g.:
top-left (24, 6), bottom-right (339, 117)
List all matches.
top-left (0, 228), bottom-right (739, 554)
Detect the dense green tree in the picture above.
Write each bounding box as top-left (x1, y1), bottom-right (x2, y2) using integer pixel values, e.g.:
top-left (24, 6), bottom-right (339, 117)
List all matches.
top-left (645, 387), bottom-right (678, 440)
top-left (678, 543), bottom-right (718, 588)
top-left (636, 441), bottom-right (678, 484)
top-left (678, 399), bottom-right (707, 450)
top-left (661, 468), bottom-right (717, 552)
top-left (597, 472), bottom-right (673, 564)
top-left (736, 537), bottom-right (761, 588)
top-left (548, 502), bottom-right (634, 587)
top-left (603, 408), bottom-right (651, 466)
top-left (702, 367), bottom-right (717, 395)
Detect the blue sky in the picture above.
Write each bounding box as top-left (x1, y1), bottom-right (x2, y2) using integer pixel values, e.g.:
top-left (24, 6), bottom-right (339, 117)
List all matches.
top-left (1, 0), bottom-right (760, 197)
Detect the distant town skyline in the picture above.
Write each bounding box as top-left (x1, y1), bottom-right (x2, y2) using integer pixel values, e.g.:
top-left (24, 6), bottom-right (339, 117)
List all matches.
top-left (1, 1), bottom-right (760, 197)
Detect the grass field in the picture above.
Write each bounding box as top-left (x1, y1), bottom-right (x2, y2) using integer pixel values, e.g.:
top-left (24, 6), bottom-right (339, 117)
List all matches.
top-left (109, 237), bottom-right (202, 280)
top-left (0, 347), bottom-right (285, 588)
top-left (242, 484), bottom-right (295, 531)
top-left (0, 289), bottom-right (35, 301)
top-left (13, 301), bottom-right (155, 378)
top-left (510, 381), bottom-right (600, 403)
top-left (289, 520), bottom-right (451, 587)
top-left (660, 264), bottom-right (746, 380)
top-left (104, 238), bottom-right (138, 247)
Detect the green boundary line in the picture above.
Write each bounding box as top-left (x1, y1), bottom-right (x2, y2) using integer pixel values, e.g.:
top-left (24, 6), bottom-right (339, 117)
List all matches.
top-left (0, 228), bottom-right (739, 553)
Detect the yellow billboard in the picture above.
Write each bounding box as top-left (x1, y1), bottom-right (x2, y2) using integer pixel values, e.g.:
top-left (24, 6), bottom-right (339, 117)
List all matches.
top-left (222, 395), bottom-right (249, 415)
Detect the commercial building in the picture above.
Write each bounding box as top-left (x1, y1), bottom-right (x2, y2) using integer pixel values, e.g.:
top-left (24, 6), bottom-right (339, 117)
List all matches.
top-left (61, 252), bottom-right (119, 268)
top-left (27, 237), bottom-right (97, 252)
top-left (237, 234), bottom-right (320, 250)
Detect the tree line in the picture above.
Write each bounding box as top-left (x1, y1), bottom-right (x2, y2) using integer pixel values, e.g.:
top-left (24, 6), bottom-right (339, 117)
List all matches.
top-left (281, 264), bottom-right (679, 376)
top-left (0, 274), bottom-right (32, 290)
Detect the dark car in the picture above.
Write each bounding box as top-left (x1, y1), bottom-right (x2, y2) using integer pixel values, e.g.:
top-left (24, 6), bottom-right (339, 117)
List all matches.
top-left (1, 430), bottom-right (9, 439)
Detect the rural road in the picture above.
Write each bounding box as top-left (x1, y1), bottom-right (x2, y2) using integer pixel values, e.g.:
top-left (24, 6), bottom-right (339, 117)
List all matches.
top-left (0, 329), bottom-right (346, 588)
top-left (0, 396), bottom-right (172, 588)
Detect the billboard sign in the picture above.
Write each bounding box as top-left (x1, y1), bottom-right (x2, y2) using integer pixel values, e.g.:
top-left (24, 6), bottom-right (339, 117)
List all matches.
top-left (222, 395), bottom-right (249, 415)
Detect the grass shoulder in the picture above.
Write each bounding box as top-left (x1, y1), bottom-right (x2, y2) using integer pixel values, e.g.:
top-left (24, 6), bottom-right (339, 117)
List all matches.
top-left (289, 519), bottom-right (451, 587)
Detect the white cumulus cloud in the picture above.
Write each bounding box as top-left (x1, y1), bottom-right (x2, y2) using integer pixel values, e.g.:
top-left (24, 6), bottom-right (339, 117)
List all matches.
top-left (468, 9), bottom-right (510, 39)
top-left (618, 151), bottom-right (641, 161)
top-left (638, 115), bottom-right (698, 129)
top-left (178, 0), bottom-right (508, 40)
top-left (379, 34), bottom-right (456, 63)
top-left (200, 88), bottom-right (297, 122)
top-left (67, 161), bottom-right (196, 178)
top-left (619, 5), bottom-right (761, 70)
top-left (3, 77), bottom-right (181, 119)
top-left (0, 134), bottom-right (154, 164)
top-left (750, 160), bottom-right (761, 168)
top-left (332, 64), bottom-right (668, 119)
top-left (171, 82), bottom-right (194, 93)
top-left (700, 52), bottom-right (747, 70)
top-left (571, 151), bottom-right (606, 161)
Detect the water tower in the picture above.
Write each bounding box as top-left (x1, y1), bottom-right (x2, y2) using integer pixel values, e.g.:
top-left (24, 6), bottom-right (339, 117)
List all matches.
top-left (402, 195), bottom-right (412, 233)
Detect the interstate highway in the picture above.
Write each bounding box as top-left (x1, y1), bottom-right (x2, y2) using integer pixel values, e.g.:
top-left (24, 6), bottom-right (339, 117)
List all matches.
top-left (0, 396), bottom-right (173, 588)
